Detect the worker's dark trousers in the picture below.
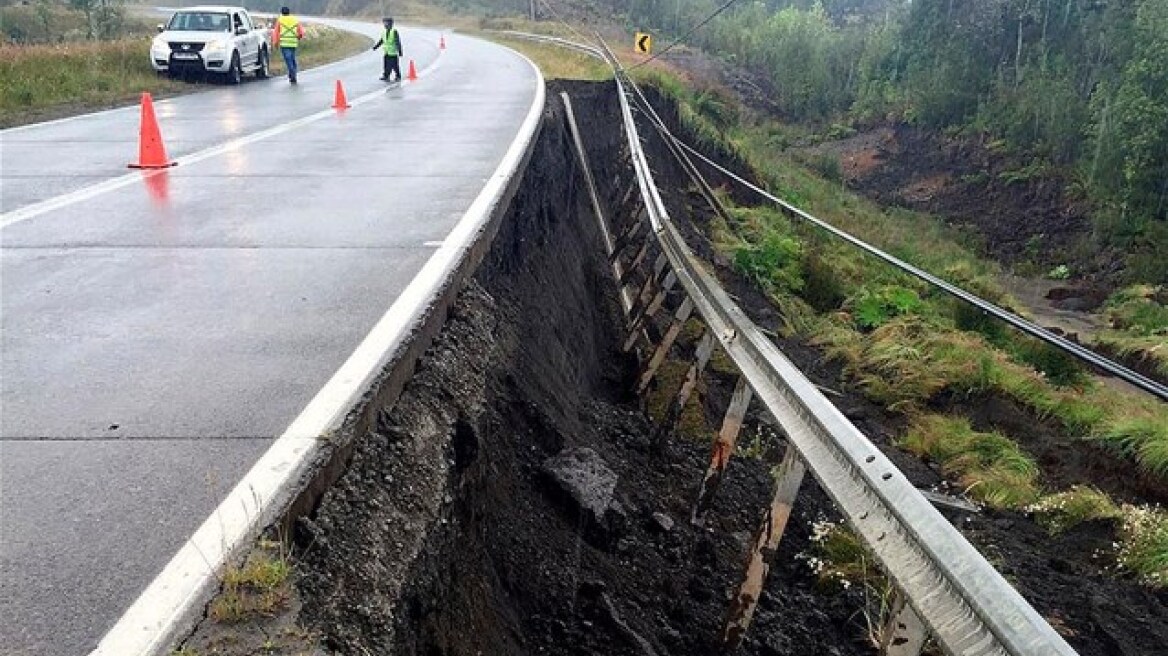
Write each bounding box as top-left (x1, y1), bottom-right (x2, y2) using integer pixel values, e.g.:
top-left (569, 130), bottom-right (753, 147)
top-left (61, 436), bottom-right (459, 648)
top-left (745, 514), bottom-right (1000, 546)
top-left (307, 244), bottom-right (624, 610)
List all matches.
top-left (383, 55), bottom-right (401, 81)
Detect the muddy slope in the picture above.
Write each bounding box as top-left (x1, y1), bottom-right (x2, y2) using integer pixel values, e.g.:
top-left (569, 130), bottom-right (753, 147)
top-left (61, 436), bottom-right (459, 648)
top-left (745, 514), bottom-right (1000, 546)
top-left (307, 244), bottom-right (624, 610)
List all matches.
top-left (293, 81), bottom-right (866, 656)
top-left (631, 89), bottom-right (1168, 655)
top-left (807, 125), bottom-right (1118, 280)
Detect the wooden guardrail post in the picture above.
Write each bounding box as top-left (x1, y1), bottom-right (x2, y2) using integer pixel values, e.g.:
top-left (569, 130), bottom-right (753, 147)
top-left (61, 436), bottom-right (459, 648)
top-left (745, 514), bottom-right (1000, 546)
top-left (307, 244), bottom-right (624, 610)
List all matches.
top-left (720, 442), bottom-right (806, 651)
top-left (692, 377), bottom-right (753, 524)
top-left (637, 296), bottom-right (695, 394)
top-left (651, 329), bottom-right (715, 447)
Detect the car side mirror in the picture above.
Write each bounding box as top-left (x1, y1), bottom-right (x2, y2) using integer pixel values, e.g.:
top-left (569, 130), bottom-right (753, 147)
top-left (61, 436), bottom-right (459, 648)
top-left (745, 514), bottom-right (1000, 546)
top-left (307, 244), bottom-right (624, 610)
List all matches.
top-left (157, 24), bottom-right (165, 33)
top-left (235, 27), bottom-right (248, 35)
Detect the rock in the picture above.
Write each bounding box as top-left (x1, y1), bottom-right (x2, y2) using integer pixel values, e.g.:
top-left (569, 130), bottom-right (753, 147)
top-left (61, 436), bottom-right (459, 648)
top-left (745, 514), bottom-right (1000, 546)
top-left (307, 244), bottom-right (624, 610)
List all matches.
top-left (651, 512), bottom-right (675, 533)
top-left (542, 447), bottom-right (618, 523)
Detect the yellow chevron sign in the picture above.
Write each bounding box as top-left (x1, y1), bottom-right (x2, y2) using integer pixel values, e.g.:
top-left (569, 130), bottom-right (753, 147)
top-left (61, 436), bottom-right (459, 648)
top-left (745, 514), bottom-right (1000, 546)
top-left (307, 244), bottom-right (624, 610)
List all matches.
top-left (635, 32), bottom-right (651, 54)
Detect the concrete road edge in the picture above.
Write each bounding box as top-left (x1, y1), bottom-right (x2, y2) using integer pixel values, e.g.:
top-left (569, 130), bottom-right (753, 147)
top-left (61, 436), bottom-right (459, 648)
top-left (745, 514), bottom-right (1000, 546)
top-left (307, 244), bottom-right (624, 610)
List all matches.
top-left (87, 43), bottom-right (546, 656)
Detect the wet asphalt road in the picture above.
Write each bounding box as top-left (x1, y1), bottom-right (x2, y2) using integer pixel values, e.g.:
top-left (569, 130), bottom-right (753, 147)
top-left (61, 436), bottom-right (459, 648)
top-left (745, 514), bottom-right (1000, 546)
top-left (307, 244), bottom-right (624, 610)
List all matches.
top-left (0, 17), bottom-right (539, 655)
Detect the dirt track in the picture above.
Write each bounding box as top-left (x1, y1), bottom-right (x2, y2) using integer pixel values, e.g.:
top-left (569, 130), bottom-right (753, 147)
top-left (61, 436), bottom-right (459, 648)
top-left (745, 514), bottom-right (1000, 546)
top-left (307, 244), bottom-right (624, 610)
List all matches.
top-left (179, 81), bottom-right (1167, 656)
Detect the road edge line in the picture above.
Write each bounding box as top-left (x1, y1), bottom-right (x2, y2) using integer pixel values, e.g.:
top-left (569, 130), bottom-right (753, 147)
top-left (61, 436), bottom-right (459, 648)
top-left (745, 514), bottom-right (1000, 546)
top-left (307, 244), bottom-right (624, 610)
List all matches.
top-left (0, 25), bottom-right (441, 229)
top-left (87, 44), bottom-right (544, 656)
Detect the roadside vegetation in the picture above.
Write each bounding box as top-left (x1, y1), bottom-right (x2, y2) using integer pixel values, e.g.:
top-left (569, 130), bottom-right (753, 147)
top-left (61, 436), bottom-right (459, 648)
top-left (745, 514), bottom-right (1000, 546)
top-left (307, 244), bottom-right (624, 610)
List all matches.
top-left (629, 65), bottom-right (1168, 589)
top-left (0, 3), bottom-right (369, 127)
top-left (623, 0), bottom-right (1168, 286)
top-left (207, 539), bottom-right (291, 623)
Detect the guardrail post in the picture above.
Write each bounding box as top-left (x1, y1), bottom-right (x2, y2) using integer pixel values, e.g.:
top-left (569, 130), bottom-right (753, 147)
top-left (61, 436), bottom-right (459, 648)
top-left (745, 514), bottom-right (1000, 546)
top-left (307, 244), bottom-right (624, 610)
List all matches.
top-left (610, 206), bottom-right (647, 259)
top-left (637, 296), bottom-right (695, 395)
top-left (720, 442), bottom-right (806, 651)
top-left (651, 328), bottom-right (715, 448)
top-left (693, 377), bottom-right (753, 524)
top-left (617, 233), bottom-right (653, 286)
top-left (880, 592), bottom-right (928, 656)
top-left (624, 259), bottom-right (676, 352)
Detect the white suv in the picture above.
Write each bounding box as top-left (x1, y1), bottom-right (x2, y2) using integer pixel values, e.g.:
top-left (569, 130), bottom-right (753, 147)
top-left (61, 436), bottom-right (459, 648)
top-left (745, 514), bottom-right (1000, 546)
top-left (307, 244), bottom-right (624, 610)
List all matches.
top-left (150, 6), bottom-right (269, 83)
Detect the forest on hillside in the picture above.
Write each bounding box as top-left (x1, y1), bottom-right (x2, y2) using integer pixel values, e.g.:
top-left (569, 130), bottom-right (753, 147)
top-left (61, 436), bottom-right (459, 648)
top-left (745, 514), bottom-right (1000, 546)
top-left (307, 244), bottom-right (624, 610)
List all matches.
top-left (319, 0), bottom-right (1161, 281)
top-left (606, 0), bottom-right (1165, 283)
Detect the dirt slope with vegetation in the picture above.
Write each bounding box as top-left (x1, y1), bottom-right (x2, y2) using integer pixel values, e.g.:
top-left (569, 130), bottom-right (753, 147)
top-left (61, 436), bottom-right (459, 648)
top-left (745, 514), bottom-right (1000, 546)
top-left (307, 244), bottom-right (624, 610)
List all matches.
top-left (636, 72), bottom-right (1168, 651)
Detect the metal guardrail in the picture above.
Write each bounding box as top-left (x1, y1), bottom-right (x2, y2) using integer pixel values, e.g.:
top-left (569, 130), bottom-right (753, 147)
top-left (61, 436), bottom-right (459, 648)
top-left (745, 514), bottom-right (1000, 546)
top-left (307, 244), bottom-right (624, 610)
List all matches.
top-left (497, 28), bottom-right (1165, 403)
top-left (500, 29), bottom-right (1080, 656)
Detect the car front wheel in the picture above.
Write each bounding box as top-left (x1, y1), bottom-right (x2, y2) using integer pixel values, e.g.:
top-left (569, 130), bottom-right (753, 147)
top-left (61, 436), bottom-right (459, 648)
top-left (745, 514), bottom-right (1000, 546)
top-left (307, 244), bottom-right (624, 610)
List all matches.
top-left (255, 48), bottom-right (269, 79)
top-left (226, 52), bottom-right (242, 85)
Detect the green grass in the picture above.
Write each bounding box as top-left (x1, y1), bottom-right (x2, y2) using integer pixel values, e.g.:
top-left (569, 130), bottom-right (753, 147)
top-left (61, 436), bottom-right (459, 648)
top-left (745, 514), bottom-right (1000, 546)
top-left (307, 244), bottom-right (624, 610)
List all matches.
top-left (900, 414), bottom-right (1041, 508)
top-left (208, 543), bottom-right (291, 624)
top-left (638, 72), bottom-right (1168, 486)
top-left (1093, 284), bottom-right (1168, 378)
top-left (486, 36), bottom-right (612, 81)
top-left (0, 38), bottom-right (186, 126)
top-left (1026, 486), bottom-right (1121, 534)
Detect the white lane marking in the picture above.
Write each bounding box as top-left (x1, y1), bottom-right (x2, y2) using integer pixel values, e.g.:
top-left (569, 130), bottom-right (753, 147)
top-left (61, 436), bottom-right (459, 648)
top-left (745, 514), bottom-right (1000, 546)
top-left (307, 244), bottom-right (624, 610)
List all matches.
top-left (0, 54), bottom-right (442, 230)
top-left (423, 240), bottom-right (444, 247)
top-left (89, 42), bottom-right (542, 656)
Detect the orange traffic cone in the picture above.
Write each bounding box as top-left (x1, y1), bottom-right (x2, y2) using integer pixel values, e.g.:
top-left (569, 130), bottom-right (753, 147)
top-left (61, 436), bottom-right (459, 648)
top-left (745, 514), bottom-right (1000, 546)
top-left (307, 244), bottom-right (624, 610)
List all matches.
top-left (332, 79), bottom-right (351, 109)
top-left (128, 93), bottom-right (174, 169)
top-left (407, 59), bottom-right (418, 82)
top-left (439, 35), bottom-right (446, 50)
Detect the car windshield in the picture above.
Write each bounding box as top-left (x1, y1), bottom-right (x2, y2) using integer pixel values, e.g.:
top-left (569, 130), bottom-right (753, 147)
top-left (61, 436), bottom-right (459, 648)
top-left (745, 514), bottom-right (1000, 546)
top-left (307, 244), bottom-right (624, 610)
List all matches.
top-left (166, 12), bottom-right (232, 32)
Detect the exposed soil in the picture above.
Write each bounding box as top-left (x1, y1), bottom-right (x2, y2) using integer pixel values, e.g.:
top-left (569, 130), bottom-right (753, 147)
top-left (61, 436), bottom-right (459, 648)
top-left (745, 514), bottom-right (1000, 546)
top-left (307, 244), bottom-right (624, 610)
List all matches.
top-left (627, 87), bottom-right (1168, 654)
top-left (804, 125), bottom-right (1121, 282)
top-left (179, 81), bottom-right (1167, 656)
top-left (288, 81), bottom-right (868, 656)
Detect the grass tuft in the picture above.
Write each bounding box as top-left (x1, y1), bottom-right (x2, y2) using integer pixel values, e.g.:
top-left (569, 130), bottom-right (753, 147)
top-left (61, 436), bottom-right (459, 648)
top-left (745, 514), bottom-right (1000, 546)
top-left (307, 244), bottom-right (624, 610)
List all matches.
top-left (1026, 486), bottom-right (1121, 534)
top-left (208, 547), bottom-right (291, 624)
top-left (1116, 505), bottom-right (1168, 588)
top-left (900, 414), bottom-right (1040, 508)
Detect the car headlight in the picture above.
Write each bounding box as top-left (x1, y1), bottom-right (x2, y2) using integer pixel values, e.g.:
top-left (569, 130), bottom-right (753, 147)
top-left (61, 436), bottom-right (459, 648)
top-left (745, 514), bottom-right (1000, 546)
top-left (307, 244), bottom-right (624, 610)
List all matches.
top-left (205, 40), bottom-right (225, 54)
top-left (152, 36), bottom-right (167, 50)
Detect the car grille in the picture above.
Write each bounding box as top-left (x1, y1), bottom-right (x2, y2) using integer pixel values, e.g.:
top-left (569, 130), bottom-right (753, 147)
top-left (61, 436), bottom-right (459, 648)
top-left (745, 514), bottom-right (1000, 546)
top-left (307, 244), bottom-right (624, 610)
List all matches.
top-left (168, 42), bottom-right (205, 52)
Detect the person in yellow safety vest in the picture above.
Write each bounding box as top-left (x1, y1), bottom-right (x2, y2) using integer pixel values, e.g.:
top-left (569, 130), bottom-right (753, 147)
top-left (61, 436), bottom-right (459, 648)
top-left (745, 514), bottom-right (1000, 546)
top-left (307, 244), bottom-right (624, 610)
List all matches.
top-left (271, 6), bottom-right (304, 85)
top-left (370, 17), bottom-right (403, 82)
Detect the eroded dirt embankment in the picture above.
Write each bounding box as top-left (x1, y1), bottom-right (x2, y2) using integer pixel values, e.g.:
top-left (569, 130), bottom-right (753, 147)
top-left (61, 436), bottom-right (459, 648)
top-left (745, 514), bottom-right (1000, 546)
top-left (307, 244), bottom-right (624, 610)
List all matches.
top-left (181, 80), bottom-right (1165, 656)
top-left (286, 81), bottom-right (864, 656)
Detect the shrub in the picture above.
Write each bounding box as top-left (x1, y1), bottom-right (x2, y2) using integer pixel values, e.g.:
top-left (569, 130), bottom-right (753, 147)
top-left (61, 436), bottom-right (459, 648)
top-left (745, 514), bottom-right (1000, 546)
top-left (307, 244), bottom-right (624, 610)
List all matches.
top-left (850, 285), bottom-right (925, 330)
top-left (732, 232), bottom-right (804, 295)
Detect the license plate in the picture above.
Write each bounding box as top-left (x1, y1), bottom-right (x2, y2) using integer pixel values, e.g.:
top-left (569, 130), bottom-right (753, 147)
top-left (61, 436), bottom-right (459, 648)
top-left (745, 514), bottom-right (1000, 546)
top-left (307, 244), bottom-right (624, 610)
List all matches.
top-left (173, 52), bottom-right (199, 60)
